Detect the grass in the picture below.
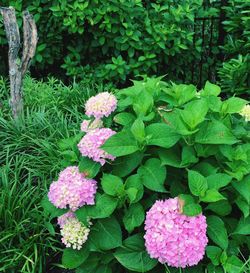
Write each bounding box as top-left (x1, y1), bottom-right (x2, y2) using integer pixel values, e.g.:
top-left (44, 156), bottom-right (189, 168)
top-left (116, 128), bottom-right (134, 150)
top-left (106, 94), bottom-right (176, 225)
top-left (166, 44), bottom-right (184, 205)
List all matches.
top-left (0, 76), bottom-right (113, 272)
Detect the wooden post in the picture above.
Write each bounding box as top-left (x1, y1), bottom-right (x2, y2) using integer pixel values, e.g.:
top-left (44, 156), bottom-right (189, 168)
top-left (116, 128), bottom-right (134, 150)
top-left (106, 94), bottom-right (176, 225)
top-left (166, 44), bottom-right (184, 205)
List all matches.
top-left (0, 7), bottom-right (37, 118)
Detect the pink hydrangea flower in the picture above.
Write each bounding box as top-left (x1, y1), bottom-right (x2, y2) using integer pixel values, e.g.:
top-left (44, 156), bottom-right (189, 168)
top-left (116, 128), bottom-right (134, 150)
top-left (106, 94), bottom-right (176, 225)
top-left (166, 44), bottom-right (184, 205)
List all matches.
top-left (58, 211), bottom-right (75, 228)
top-left (144, 198), bottom-right (208, 268)
top-left (85, 92), bottom-right (117, 119)
top-left (60, 216), bottom-right (91, 250)
top-left (48, 166), bottom-right (97, 211)
top-left (78, 128), bottom-right (116, 165)
top-left (80, 118), bottom-right (103, 132)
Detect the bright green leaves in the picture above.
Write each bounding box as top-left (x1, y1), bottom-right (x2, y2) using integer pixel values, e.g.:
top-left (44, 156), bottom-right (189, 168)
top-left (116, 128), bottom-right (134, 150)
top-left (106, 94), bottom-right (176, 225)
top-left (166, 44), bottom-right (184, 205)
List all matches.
top-left (195, 121), bottom-right (238, 145)
top-left (180, 99), bottom-right (209, 129)
top-left (123, 203), bottom-right (145, 233)
top-left (131, 118), bottom-right (145, 142)
top-left (207, 216), bottom-right (229, 249)
top-left (223, 256), bottom-right (245, 273)
top-left (112, 151), bottom-right (144, 177)
top-left (76, 193), bottom-right (118, 220)
top-left (79, 157), bottom-right (101, 178)
top-left (114, 112), bottom-right (136, 126)
top-left (62, 247), bottom-right (89, 269)
top-left (206, 246), bottom-right (223, 266)
top-left (102, 130), bottom-right (139, 157)
top-left (89, 217), bottom-right (122, 250)
top-left (201, 81), bottom-right (221, 97)
top-left (188, 170), bottom-right (227, 203)
top-left (221, 97), bottom-right (247, 114)
top-left (145, 123), bottom-right (180, 148)
top-left (232, 174), bottom-right (250, 204)
top-left (101, 174), bottom-right (124, 196)
top-left (179, 194), bottom-right (202, 216)
top-left (163, 83), bottom-right (197, 106)
top-left (125, 174), bottom-right (144, 204)
top-left (233, 217), bottom-right (250, 235)
top-left (114, 234), bottom-right (157, 272)
top-left (188, 170), bottom-right (208, 197)
top-left (200, 189), bottom-right (226, 203)
top-left (138, 158), bottom-right (167, 192)
top-left (133, 90), bottom-right (154, 116)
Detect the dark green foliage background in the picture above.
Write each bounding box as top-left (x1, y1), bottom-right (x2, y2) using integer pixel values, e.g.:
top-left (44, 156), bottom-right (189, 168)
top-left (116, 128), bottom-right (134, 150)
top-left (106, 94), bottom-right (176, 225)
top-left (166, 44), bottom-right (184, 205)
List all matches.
top-left (0, 0), bottom-right (249, 93)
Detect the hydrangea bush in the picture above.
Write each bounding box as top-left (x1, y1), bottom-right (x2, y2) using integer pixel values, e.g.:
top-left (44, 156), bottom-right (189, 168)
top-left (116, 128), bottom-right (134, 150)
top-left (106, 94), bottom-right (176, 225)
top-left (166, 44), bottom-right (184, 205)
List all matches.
top-left (42, 77), bottom-right (250, 273)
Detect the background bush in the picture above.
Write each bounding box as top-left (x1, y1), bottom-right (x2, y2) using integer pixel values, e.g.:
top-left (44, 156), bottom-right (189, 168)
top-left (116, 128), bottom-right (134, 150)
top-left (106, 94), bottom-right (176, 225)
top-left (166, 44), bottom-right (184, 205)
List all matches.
top-left (0, 0), bottom-right (247, 92)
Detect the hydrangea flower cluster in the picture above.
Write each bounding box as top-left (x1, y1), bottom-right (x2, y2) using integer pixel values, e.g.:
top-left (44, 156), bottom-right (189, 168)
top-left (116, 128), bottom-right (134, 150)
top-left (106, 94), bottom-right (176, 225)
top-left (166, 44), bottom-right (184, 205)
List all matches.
top-left (48, 166), bottom-right (97, 211)
top-left (240, 104), bottom-right (250, 122)
top-left (59, 212), bottom-right (91, 250)
top-left (78, 128), bottom-right (116, 165)
top-left (80, 119), bottom-right (103, 132)
top-left (85, 92), bottom-right (117, 119)
top-left (144, 198), bottom-right (208, 268)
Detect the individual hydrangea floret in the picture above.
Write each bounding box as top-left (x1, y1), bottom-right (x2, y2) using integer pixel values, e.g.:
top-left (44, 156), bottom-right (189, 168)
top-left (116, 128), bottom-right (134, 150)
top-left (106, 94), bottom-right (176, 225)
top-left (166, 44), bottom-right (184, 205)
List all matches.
top-left (60, 216), bottom-right (91, 250)
top-left (85, 92), bottom-right (117, 119)
top-left (239, 104), bottom-right (250, 122)
top-left (144, 198), bottom-right (208, 268)
top-left (78, 128), bottom-right (116, 165)
top-left (80, 119), bottom-right (103, 132)
top-left (48, 166), bottom-right (97, 211)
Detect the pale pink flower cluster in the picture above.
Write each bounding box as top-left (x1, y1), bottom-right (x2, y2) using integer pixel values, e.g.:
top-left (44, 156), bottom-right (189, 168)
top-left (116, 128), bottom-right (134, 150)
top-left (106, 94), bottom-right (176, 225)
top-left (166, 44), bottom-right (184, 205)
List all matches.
top-left (80, 119), bottom-right (103, 132)
top-left (78, 128), bottom-right (116, 165)
top-left (85, 92), bottom-right (117, 119)
top-left (48, 166), bottom-right (97, 211)
top-left (144, 198), bottom-right (208, 268)
top-left (59, 213), bottom-right (91, 250)
top-left (239, 104), bottom-right (250, 122)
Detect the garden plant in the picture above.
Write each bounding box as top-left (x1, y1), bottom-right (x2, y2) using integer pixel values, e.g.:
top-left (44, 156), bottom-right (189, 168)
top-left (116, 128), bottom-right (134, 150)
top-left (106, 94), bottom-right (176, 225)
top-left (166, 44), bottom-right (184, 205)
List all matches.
top-left (42, 77), bottom-right (250, 273)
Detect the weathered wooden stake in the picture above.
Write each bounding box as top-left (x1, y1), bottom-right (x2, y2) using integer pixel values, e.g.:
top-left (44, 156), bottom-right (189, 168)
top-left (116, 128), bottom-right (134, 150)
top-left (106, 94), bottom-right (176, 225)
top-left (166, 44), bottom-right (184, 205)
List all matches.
top-left (0, 7), bottom-right (37, 118)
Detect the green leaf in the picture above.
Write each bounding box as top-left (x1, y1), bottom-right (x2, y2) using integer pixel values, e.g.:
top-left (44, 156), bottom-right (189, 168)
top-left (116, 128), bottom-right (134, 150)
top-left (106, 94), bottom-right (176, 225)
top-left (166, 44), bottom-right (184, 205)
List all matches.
top-left (181, 146), bottom-right (198, 167)
top-left (158, 145), bottom-right (181, 167)
top-left (207, 216), bottom-right (228, 249)
top-left (221, 97), bottom-right (247, 114)
top-left (125, 174), bottom-right (144, 203)
top-left (195, 121), bottom-right (238, 145)
top-left (233, 217), bottom-right (250, 235)
top-left (89, 217), bottom-right (122, 250)
top-left (114, 234), bottom-right (157, 272)
top-left (76, 254), bottom-right (99, 273)
top-left (188, 170), bottom-right (208, 197)
top-left (79, 157), bottom-right (101, 178)
top-left (183, 203), bottom-right (202, 216)
top-left (207, 173), bottom-right (232, 190)
top-left (62, 247), bottom-right (89, 269)
top-left (87, 193), bottom-right (117, 219)
top-left (102, 130), bottom-right (139, 157)
top-left (223, 256), bottom-right (244, 273)
top-left (206, 200), bottom-right (232, 216)
top-left (235, 197), bottom-right (250, 218)
top-left (146, 123), bottom-right (180, 148)
top-left (202, 81), bottom-right (221, 96)
top-left (181, 99), bottom-right (209, 129)
top-left (123, 203), bottom-right (145, 233)
top-left (41, 195), bottom-right (66, 218)
top-left (138, 158), bottom-right (166, 192)
top-left (112, 151), bottom-right (144, 177)
top-left (101, 174), bottom-right (124, 196)
top-left (206, 246), bottom-right (222, 266)
top-left (133, 90), bottom-right (153, 116)
top-left (200, 189), bottom-right (226, 203)
top-left (131, 118), bottom-right (145, 142)
top-left (232, 174), bottom-right (250, 204)
top-left (114, 112), bottom-right (136, 126)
